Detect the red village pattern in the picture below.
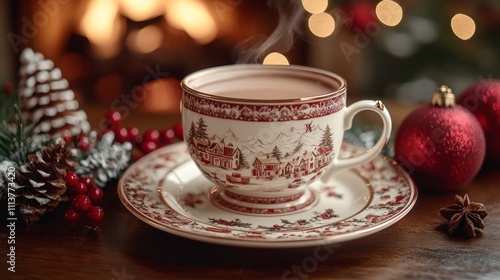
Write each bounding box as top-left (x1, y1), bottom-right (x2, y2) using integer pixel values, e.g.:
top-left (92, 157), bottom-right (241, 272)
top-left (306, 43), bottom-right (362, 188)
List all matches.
top-left (182, 90), bottom-right (346, 122)
top-left (186, 117), bottom-right (334, 187)
top-left (120, 142), bottom-right (415, 239)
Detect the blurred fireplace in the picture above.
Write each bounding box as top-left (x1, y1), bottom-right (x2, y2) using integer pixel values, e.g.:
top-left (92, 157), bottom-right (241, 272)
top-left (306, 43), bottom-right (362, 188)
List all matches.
top-left (6, 0), bottom-right (307, 113)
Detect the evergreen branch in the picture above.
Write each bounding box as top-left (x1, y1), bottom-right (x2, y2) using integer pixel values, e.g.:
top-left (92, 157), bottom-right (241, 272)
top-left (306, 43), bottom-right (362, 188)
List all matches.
top-left (0, 88), bottom-right (19, 123)
top-left (0, 105), bottom-right (46, 165)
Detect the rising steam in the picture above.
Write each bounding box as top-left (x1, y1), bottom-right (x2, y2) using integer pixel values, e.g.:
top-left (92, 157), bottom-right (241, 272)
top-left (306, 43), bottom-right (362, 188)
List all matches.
top-left (235, 0), bottom-right (305, 64)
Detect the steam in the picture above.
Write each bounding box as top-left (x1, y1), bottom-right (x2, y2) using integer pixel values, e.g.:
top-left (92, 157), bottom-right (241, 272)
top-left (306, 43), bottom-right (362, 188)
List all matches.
top-left (235, 0), bottom-right (305, 64)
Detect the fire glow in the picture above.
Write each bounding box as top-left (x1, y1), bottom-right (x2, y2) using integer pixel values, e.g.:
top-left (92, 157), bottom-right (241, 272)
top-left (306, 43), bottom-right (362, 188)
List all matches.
top-left (79, 0), bottom-right (218, 57)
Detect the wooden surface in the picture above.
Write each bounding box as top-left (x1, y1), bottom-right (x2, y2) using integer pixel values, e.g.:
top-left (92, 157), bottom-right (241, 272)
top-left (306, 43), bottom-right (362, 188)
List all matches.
top-left (2, 103), bottom-right (500, 280)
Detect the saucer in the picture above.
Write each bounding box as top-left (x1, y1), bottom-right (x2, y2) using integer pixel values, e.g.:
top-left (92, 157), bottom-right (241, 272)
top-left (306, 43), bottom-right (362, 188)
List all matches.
top-left (118, 142), bottom-right (417, 248)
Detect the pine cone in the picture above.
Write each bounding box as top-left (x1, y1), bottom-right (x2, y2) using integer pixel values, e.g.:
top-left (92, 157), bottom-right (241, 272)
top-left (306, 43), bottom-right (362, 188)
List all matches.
top-left (0, 160), bottom-right (17, 201)
top-left (14, 143), bottom-right (78, 223)
top-left (18, 48), bottom-right (90, 140)
top-left (76, 132), bottom-right (132, 187)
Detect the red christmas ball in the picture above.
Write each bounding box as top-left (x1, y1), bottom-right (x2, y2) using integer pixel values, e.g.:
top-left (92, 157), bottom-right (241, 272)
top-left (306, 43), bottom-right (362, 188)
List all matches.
top-left (457, 80), bottom-right (500, 163)
top-left (395, 86), bottom-right (486, 192)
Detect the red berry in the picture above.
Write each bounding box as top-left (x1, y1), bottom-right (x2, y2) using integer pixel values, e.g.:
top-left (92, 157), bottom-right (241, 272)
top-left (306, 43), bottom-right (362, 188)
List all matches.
top-left (127, 127), bottom-right (140, 144)
top-left (64, 209), bottom-right (80, 223)
top-left (71, 194), bottom-right (91, 214)
top-left (115, 127), bottom-right (129, 143)
top-left (2, 82), bottom-right (13, 95)
top-left (72, 182), bottom-right (87, 195)
top-left (65, 171), bottom-right (79, 187)
top-left (78, 137), bottom-right (90, 152)
top-left (159, 129), bottom-right (175, 145)
top-left (140, 140), bottom-right (158, 154)
top-left (172, 123), bottom-right (183, 140)
top-left (62, 130), bottom-right (73, 144)
top-left (105, 110), bottom-right (122, 129)
top-left (143, 129), bottom-right (160, 143)
top-left (76, 132), bottom-right (85, 142)
top-left (86, 206), bottom-right (104, 227)
top-left (87, 186), bottom-right (104, 203)
top-left (80, 177), bottom-right (94, 188)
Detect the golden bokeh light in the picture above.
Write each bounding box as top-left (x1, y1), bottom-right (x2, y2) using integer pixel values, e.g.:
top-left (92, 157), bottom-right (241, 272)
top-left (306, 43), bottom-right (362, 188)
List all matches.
top-left (127, 25), bottom-right (163, 53)
top-left (119, 0), bottom-right (164, 22)
top-left (263, 52), bottom-right (289, 65)
top-left (301, 0), bottom-right (328, 14)
top-left (308, 12), bottom-right (335, 38)
top-left (376, 0), bottom-right (403, 27)
top-left (165, 0), bottom-right (218, 44)
top-left (79, 0), bottom-right (123, 58)
top-left (451, 14), bottom-right (476, 40)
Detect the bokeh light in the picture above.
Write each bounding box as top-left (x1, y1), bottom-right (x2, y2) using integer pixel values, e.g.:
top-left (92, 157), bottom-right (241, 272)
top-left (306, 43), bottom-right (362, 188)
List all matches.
top-left (165, 0), bottom-right (218, 44)
top-left (263, 52), bottom-right (289, 65)
top-left (301, 0), bottom-right (328, 14)
top-left (127, 25), bottom-right (163, 53)
top-left (119, 0), bottom-right (164, 22)
top-left (308, 12), bottom-right (335, 38)
top-left (375, 0), bottom-right (403, 27)
top-left (451, 14), bottom-right (476, 40)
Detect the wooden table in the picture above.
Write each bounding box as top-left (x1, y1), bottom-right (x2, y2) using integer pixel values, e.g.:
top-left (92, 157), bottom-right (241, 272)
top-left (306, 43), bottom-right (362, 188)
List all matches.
top-left (2, 103), bottom-right (500, 280)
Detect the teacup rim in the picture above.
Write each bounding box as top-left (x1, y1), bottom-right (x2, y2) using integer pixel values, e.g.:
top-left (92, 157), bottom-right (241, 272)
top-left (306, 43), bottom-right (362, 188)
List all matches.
top-left (181, 64), bottom-right (347, 104)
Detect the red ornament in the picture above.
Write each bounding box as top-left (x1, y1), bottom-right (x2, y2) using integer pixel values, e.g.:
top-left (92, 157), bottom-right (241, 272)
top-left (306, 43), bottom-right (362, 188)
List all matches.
top-left (395, 86), bottom-right (486, 192)
top-left (457, 80), bottom-right (500, 163)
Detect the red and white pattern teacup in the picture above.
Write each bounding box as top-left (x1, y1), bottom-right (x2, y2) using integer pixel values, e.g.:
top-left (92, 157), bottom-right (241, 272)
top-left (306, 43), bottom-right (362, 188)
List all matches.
top-left (181, 65), bottom-right (391, 215)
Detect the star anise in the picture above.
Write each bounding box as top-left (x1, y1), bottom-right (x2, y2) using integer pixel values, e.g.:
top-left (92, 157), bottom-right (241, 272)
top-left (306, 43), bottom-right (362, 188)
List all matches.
top-left (439, 194), bottom-right (487, 237)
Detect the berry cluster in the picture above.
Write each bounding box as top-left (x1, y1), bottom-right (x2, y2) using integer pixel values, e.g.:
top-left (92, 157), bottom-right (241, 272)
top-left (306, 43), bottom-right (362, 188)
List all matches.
top-left (61, 131), bottom-right (93, 153)
top-left (102, 110), bottom-right (183, 159)
top-left (64, 171), bottom-right (104, 228)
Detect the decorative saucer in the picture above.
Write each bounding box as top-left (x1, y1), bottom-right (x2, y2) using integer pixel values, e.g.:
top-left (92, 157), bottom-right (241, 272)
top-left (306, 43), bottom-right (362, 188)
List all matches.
top-left (118, 142), bottom-right (417, 248)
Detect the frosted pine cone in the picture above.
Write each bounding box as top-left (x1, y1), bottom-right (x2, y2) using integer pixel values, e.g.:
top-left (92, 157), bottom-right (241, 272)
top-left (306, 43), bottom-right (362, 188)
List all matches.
top-left (76, 132), bottom-right (132, 187)
top-left (18, 48), bottom-right (90, 139)
top-left (14, 143), bottom-right (78, 223)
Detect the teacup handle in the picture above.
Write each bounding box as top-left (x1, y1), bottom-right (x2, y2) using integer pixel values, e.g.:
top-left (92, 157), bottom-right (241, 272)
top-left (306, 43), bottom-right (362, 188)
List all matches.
top-left (321, 100), bottom-right (392, 182)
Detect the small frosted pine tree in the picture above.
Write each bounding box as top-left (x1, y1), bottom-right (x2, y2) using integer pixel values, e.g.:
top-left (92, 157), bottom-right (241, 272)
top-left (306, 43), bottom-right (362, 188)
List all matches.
top-left (195, 117), bottom-right (209, 139)
top-left (320, 125), bottom-right (334, 149)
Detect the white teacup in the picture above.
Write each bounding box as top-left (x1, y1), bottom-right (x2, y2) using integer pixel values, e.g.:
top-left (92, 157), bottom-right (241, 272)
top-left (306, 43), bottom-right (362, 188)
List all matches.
top-left (181, 65), bottom-right (391, 215)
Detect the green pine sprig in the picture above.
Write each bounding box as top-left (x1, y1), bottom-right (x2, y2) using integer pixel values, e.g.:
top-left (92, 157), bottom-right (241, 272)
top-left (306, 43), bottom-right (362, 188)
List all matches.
top-left (0, 85), bottom-right (19, 123)
top-left (0, 105), bottom-right (45, 166)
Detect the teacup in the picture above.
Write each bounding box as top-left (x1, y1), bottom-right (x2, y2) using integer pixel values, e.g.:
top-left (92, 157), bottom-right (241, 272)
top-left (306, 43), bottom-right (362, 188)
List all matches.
top-left (181, 64), bottom-right (391, 215)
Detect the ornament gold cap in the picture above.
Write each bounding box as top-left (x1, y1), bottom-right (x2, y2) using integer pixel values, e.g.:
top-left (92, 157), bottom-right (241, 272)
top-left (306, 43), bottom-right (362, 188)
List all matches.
top-left (432, 85), bottom-right (455, 107)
